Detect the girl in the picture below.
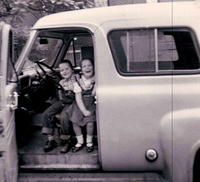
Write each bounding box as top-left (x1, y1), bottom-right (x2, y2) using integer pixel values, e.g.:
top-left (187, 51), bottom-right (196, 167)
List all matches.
top-left (69, 58), bottom-right (96, 153)
top-left (42, 59), bottom-right (75, 153)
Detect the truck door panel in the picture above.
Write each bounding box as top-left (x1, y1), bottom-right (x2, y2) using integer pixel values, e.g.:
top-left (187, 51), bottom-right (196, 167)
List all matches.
top-left (0, 22), bottom-right (18, 182)
top-left (96, 27), bottom-right (174, 171)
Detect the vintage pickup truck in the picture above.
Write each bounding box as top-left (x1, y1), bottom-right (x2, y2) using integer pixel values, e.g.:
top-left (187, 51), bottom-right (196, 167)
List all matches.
top-left (1, 1), bottom-right (200, 181)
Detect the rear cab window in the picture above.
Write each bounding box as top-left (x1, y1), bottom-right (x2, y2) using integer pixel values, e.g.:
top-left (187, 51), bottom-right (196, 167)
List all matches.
top-left (108, 28), bottom-right (200, 75)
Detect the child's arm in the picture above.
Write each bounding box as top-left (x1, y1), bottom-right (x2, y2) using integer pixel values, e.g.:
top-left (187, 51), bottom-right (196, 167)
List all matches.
top-left (58, 80), bottom-right (64, 101)
top-left (75, 93), bottom-right (91, 116)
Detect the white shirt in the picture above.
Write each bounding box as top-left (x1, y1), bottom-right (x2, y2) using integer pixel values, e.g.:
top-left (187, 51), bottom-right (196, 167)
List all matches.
top-left (73, 76), bottom-right (95, 93)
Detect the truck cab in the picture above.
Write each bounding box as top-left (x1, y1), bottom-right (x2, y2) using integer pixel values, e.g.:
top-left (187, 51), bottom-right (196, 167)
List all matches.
top-left (1, 1), bottom-right (200, 182)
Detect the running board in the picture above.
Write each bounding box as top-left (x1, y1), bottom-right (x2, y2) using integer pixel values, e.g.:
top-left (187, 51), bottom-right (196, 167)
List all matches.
top-left (19, 147), bottom-right (100, 171)
top-left (20, 164), bottom-right (100, 171)
top-left (18, 172), bottom-right (166, 182)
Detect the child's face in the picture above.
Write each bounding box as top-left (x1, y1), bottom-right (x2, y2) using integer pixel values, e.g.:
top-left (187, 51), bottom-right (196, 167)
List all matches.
top-left (81, 59), bottom-right (94, 79)
top-left (59, 63), bottom-right (73, 79)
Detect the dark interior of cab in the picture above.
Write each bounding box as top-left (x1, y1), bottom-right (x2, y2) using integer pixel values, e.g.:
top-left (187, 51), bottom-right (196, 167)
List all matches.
top-left (14, 29), bottom-right (99, 172)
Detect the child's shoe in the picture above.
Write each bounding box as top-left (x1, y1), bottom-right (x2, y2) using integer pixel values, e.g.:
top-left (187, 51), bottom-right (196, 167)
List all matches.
top-left (60, 139), bottom-right (71, 153)
top-left (86, 135), bottom-right (94, 153)
top-left (43, 140), bottom-right (57, 152)
top-left (71, 143), bottom-right (84, 152)
top-left (86, 142), bottom-right (94, 153)
top-left (72, 135), bottom-right (84, 152)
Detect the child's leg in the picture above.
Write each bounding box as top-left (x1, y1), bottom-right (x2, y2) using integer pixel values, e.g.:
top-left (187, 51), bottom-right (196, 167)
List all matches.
top-left (72, 123), bottom-right (84, 152)
top-left (73, 123), bottom-right (83, 145)
top-left (73, 123), bottom-right (82, 136)
top-left (42, 101), bottom-right (63, 152)
top-left (59, 107), bottom-right (72, 153)
top-left (86, 122), bottom-right (94, 145)
top-left (59, 106), bottom-right (71, 141)
top-left (42, 101), bottom-right (63, 136)
top-left (86, 122), bottom-right (94, 152)
top-left (86, 122), bottom-right (94, 136)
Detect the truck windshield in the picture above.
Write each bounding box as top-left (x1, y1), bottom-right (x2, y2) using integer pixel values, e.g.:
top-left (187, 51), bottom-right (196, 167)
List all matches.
top-left (22, 35), bottom-right (63, 71)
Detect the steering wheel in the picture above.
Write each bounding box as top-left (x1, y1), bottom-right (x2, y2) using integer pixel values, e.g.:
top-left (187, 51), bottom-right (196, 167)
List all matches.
top-left (35, 60), bottom-right (62, 89)
top-left (35, 60), bottom-right (59, 76)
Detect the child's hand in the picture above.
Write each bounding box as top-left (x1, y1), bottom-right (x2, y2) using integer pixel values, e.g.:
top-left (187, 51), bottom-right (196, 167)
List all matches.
top-left (83, 110), bottom-right (92, 117)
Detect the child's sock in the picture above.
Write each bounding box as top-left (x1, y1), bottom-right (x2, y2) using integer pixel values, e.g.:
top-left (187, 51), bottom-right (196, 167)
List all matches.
top-left (86, 135), bottom-right (93, 147)
top-left (75, 135), bottom-right (84, 147)
top-left (47, 135), bottom-right (54, 141)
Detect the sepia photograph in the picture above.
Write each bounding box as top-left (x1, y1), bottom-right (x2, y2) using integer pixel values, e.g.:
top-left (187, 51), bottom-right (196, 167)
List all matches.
top-left (0, 0), bottom-right (200, 181)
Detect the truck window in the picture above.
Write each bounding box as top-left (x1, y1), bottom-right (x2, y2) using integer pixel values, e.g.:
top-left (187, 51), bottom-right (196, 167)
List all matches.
top-left (108, 28), bottom-right (199, 74)
top-left (22, 36), bottom-right (63, 72)
top-left (7, 31), bottom-right (15, 83)
top-left (64, 35), bottom-right (93, 67)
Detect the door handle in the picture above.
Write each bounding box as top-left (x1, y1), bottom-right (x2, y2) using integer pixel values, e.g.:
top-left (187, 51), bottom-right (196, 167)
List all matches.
top-left (8, 92), bottom-right (18, 110)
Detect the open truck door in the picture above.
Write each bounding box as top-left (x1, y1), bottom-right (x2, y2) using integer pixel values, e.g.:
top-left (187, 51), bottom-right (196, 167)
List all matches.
top-left (0, 22), bottom-right (18, 182)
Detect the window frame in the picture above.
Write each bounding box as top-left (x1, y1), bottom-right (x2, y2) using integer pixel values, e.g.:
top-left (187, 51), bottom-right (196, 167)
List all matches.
top-left (108, 26), bottom-right (200, 76)
top-left (62, 33), bottom-right (94, 67)
top-left (6, 31), bottom-right (16, 84)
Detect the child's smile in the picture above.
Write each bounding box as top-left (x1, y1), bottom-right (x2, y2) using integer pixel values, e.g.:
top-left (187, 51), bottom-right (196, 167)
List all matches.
top-left (81, 59), bottom-right (94, 79)
top-left (59, 63), bottom-right (73, 80)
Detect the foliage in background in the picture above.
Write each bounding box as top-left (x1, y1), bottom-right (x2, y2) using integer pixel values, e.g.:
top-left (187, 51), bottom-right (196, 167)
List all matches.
top-left (0, 0), bottom-right (95, 58)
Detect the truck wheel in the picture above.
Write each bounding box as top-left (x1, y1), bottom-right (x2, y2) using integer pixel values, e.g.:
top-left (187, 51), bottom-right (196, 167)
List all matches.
top-left (193, 149), bottom-right (200, 182)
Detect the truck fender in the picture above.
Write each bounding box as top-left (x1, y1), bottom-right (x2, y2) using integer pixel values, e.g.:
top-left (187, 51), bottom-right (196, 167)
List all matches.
top-left (159, 108), bottom-right (200, 182)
